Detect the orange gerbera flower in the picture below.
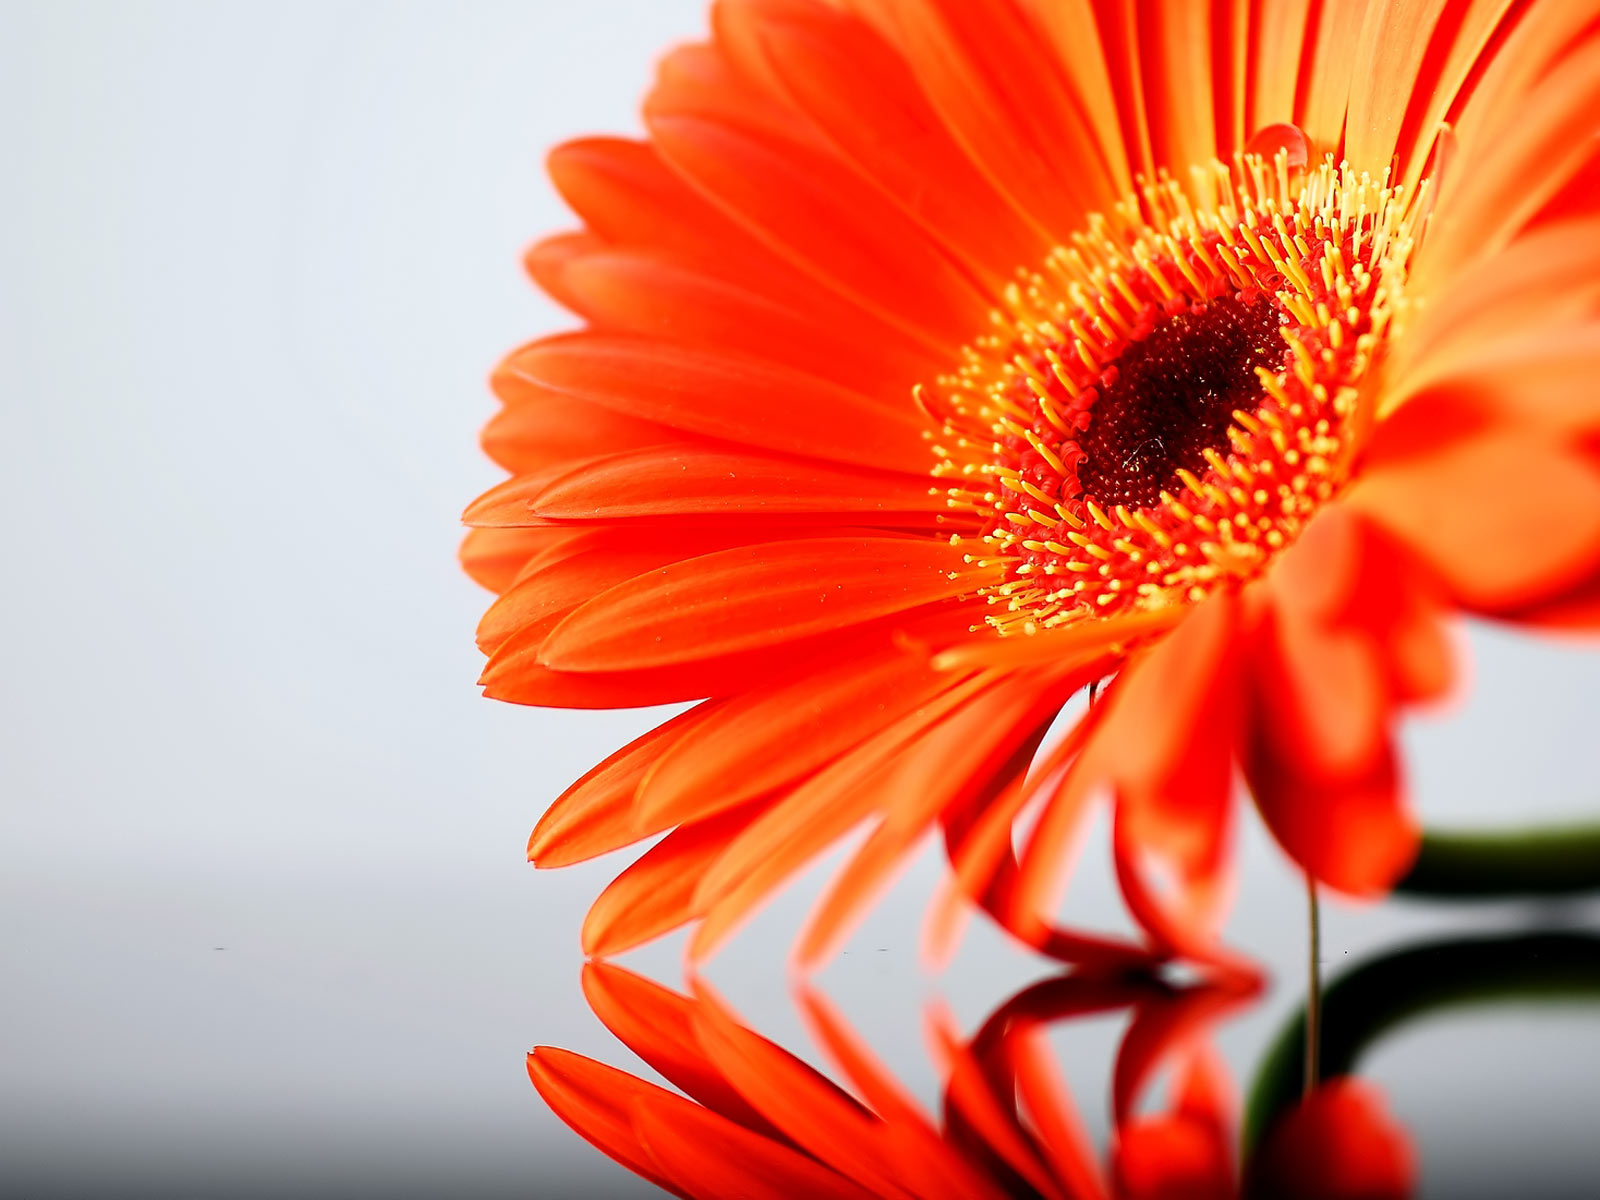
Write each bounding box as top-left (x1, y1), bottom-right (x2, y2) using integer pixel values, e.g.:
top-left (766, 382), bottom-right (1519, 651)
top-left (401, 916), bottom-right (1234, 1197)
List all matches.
top-left (465, 0), bottom-right (1600, 966)
top-left (530, 963), bottom-right (1414, 1199)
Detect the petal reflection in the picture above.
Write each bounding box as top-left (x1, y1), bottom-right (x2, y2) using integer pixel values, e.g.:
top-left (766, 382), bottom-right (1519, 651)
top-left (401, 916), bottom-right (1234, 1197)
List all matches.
top-left (533, 961), bottom-right (1416, 1199)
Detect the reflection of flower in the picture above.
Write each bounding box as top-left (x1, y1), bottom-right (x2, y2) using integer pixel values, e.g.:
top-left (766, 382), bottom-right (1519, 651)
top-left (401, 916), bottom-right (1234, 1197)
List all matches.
top-left (530, 963), bottom-right (1412, 1199)
top-left (467, 1), bottom-right (1600, 965)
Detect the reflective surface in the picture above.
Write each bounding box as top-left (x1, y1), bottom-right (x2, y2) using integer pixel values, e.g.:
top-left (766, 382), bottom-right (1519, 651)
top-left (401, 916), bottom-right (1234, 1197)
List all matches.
top-left (531, 929), bottom-right (1600, 1200)
top-left (4, 2), bottom-right (1600, 1198)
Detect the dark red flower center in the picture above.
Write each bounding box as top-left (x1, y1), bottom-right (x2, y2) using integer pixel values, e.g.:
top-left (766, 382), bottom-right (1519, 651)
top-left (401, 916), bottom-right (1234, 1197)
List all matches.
top-left (1076, 294), bottom-right (1286, 509)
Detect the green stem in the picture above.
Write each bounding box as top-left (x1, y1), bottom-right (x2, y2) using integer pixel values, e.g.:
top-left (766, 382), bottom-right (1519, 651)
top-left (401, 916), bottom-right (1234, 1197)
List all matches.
top-left (1397, 825), bottom-right (1600, 898)
top-left (1243, 930), bottom-right (1600, 1153)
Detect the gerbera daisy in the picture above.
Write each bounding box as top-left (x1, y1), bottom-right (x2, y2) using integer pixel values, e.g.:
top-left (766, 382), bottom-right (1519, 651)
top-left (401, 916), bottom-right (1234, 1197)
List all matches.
top-left (465, 0), bottom-right (1600, 967)
top-left (529, 962), bottom-right (1414, 1199)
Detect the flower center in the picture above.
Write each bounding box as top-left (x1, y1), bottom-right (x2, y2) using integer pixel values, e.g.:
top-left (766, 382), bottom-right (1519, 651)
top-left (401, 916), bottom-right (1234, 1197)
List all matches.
top-left (925, 153), bottom-right (1425, 636)
top-left (1075, 292), bottom-right (1284, 510)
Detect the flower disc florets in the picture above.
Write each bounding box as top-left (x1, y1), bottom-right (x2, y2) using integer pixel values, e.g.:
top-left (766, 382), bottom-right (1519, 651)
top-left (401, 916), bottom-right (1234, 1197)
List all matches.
top-left (927, 153), bottom-right (1426, 635)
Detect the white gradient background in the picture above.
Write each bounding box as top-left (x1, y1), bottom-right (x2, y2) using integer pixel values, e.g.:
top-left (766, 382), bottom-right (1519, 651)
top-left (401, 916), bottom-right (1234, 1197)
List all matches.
top-left (2, 2), bottom-right (1599, 1197)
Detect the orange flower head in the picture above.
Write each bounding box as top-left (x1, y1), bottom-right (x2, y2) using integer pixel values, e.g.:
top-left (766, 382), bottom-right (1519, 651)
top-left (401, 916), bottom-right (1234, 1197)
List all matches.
top-left (466, 0), bottom-right (1600, 968)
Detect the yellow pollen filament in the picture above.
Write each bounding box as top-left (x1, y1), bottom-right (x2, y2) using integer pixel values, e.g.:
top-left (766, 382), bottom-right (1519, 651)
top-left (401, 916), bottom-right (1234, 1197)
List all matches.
top-left (1068, 318), bottom-right (1103, 357)
top-left (1162, 491), bottom-right (1197, 523)
top-left (1024, 430), bottom-right (1069, 475)
top-left (1008, 480), bottom-right (1048, 507)
top-left (1201, 447), bottom-right (1232, 478)
top-left (1037, 393), bottom-right (1072, 435)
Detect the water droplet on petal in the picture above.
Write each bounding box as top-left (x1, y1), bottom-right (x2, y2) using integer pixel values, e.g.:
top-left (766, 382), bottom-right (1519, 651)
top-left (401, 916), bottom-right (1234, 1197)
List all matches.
top-left (1246, 122), bottom-right (1309, 171)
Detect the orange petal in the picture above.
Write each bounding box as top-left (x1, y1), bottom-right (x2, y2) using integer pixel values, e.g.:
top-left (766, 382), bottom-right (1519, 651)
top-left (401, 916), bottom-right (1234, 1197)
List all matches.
top-left (1068, 599), bottom-right (1245, 962)
top-left (540, 536), bottom-right (984, 672)
top-left (1498, 565), bottom-right (1600, 631)
top-left (721, 0), bottom-right (1049, 289)
top-left (482, 656), bottom-right (738, 709)
top-left (1343, 0), bottom-right (1515, 184)
top-left (1268, 505), bottom-right (1456, 709)
top-left (547, 135), bottom-right (784, 272)
top-left (1112, 782), bottom-right (1239, 968)
top-left (525, 1049), bottom-right (689, 1198)
top-left (1113, 983), bottom-right (1258, 1126)
top-left (580, 965), bottom-right (781, 1137)
top-left (1389, 216), bottom-right (1600, 402)
top-left (929, 604), bottom-right (1183, 671)
top-left (527, 701), bottom-right (723, 868)
top-left (630, 1093), bottom-right (874, 1200)
top-left (531, 444), bottom-right (942, 521)
top-left (462, 467), bottom-right (581, 529)
top-left (522, 229), bottom-right (603, 315)
top-left (1254, 511), bottom-right (1391, 780)
top-left (1139, 0), bottom-right (1218, 173)
top-left (478, 531), bottom-right (751, 656)
top-left (1008, 1024), bottom-right (1109, 1200)
top-left (1396, 325), bottom-right (1600, 440)
top-left (1435, 0), bottom-right (1600, 192)
top-left (796, 988), bottom-right (1007, 1200)
top-left (688, 674), bottom-right (991, 960)
top-left (1247, 2), bottom-right (1314, 139)
top-left (484, 351), bottom-right (681, 479)
top-left (557, 247), bottom-right (930, 396)
top-left (1421, 29), bottom-right (1600, 282)
top-left (1295, 0), bottom-right (1367, 154)
top-left (1244, 732), bottom-right (1418, 896)
top-left (638, 648), bottom-right (960, 830)
top-left (1348, 431), bottom-right (1600, 611)
top-left (1245, 1078), bottom-right (1415, 1200)
top-left (644, 109), bottom-right (990, 351)
top-left (1084, 591), bottom-right (1241, 807)
top-left (932, 700), bottom-right (1153, 971)
top-left (928, 1010), bottom-right (1072, 1200)
top-left (646, 35), bottom-right (821, 145)
top-left (795, 670), bottom-right (1071, 967)
top-left (687, 985), bottom-right (904, 1197)
top-left (1026, 0), bottom-right (1135, 189)
top-left (855, 0), bottom-right (1124, 240)
top-left (547, 132), bottom-right (944, 370)
top-left (502, 333), bottom-right (930, 474)
top-left (487, 607), bottom-right (964, 708)
top-left (1395, 0), bottom-right (1522, 196)
top-left (1250, 608), bottom-right (1388, 783)
top-left (458, 527), bottom-right (573, 595)
top-left (582, 800), bottom-right (771, 956)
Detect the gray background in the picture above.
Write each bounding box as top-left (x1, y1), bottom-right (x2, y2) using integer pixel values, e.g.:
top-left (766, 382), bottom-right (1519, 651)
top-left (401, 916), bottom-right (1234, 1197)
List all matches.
top-left (2, 2), bottom-right (1598, 1197)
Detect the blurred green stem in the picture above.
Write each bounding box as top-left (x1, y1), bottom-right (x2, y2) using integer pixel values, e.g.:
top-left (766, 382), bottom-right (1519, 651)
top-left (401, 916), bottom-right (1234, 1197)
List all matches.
top-left (1397, 825), bottom-right (1600, 897)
